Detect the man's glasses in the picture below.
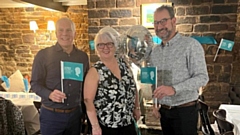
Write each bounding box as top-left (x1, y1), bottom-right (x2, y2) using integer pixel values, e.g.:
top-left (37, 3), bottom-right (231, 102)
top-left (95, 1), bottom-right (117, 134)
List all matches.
top-left (153, 18), bottom-right (172, 26)
top-left (97, 42), bottom-right (114, 49)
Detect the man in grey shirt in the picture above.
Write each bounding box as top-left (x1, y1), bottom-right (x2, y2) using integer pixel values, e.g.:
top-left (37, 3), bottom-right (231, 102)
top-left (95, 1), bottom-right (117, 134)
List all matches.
top-left (150, 5), bottom-right (209, 135)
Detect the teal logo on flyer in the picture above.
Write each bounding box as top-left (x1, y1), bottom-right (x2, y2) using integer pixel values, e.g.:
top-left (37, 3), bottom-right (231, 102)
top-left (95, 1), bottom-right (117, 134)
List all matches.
top-left (61, 61), bottom-right (83, 81)
top-left (140, 67), bottom-right (157, 84)
top-left (219, 39), bottom-right (234, 51)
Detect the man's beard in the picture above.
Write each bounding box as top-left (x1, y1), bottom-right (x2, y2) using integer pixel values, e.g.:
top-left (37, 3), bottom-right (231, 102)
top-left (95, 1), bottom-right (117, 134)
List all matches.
top-left (156, 28), bottom-right (172, 41)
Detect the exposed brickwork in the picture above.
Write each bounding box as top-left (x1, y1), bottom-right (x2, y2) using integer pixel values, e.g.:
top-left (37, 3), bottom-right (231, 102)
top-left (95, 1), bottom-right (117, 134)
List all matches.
top-left (96, 0), bottom-right (116, 8)
top-left (119, 18), bottom-right (137, 25)
top-left (177, 17), bottom-right (196, 24)
top-left (212, 5), bottom-right (238, 14)
top-left (110, 9), bottom-right (132, 18)
top-left (100, 19), bottom-right (118, 26)
top-left (199, 16), bottom-right (221, 23)
top-left (88, 10), bottom-right (109, 18)
top-left (175, 8), bottom-right (184, 16)
top-left (117, 0), bottom-right (135, 7)
top-left (186, 6), bottom-right (210, 15)
top-left (210, 24), bottom-right (229, 31)
top-left (176, 24), bottom-right (193, 32)
top-left (0, 6), bottom-right (89, 76)
top-left (194, 24), bottom-right (209, 32)
top-left (172, 0), bottom-right (193, 5)
top-left (213, 0), bottom-right (225, 3)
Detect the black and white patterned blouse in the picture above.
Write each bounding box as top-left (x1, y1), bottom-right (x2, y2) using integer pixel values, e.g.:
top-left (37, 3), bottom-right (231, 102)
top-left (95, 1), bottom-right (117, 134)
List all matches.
top-left (93, 58), bottom-right (137, 128)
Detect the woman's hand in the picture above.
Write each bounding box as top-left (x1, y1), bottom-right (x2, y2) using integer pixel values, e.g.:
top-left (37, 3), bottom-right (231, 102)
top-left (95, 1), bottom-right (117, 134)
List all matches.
top-left (133, 108), bottom-right (141, 121)
top-left (92, 123), bottom-right (102, 135)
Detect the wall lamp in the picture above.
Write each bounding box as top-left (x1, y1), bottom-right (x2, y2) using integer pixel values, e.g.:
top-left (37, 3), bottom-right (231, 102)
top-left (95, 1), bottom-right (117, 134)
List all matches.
top-left (29, 20), bottom-right (56, 44)
top-left (29, 21), bottom-right (38, 45)
top-left (47, 20), bottom-right (55, 41)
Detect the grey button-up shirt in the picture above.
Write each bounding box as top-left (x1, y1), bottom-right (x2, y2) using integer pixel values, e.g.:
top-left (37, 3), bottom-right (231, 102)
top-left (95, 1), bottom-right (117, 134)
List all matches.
top-left (150, 33), bottom-right (209, 106)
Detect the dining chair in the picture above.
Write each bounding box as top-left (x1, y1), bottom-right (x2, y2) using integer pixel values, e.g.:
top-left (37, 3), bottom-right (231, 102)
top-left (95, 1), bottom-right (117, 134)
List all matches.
top-left (198, 99), bottom-right (216, 135)
top-left (213, 110), bottom-right (234, 134)
top-left (33, 101), bottom-right (41, 114)
top-left (213, 109), bottom-right (226, 120)
top-left (33, 101), bottom-right (41, 135)
top-left (228, 86), bottom-right (240, 105)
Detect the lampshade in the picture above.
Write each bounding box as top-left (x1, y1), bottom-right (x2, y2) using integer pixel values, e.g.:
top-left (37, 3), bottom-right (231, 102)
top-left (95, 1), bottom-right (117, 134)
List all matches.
top-left (29, 21), bottom-right (38, 32)
top-left (47, 21), bottom-right (55, 31)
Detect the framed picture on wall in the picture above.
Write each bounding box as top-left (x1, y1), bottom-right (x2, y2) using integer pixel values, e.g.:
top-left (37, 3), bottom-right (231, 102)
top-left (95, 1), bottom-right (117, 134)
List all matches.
top-left (141, 3), bottom-right (172, 28)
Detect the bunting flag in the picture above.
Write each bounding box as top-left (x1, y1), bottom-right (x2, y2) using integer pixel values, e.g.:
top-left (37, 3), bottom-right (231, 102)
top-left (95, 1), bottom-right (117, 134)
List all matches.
top-left (61, 61), bottom-right (83, 81)
top-left (213, 38), bottom-right (235, 61)
top-left (218, 38), bottom-right (234, 51)
top-left (60, 61), bottom-right (83, 101)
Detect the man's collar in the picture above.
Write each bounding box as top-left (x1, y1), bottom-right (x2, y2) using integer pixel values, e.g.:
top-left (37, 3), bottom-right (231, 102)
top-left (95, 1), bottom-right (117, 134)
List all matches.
top-left (54, 42), bottom-right (76, 53)
top-left (161, 32), bottom-right (180, 47)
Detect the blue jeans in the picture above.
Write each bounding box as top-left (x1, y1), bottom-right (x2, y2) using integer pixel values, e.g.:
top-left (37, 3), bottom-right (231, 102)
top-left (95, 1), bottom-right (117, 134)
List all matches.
top-left (159, 104), bottom-right (198, 135)
top-left (40, 106), bottom-right (82, 135)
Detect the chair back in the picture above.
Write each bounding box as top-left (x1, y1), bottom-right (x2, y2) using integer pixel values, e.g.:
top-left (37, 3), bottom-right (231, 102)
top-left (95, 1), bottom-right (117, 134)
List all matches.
top-left (198, 99), bottom-right (215, 135)
top-left (213, 110), bottom-right (234, 134)
top-left (229, 86), bottom-right (240, 105)
top-left (33, 101), bottom-right (41, 114)
top-left (213, 109), bottom-right (226, 120)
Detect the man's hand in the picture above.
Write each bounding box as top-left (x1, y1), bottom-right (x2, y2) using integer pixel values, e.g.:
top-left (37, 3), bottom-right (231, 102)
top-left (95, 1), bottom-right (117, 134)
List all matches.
top-left (153, 85), bottom-right (175, 99)
top-left (49, 90), bottom-right (66, 103)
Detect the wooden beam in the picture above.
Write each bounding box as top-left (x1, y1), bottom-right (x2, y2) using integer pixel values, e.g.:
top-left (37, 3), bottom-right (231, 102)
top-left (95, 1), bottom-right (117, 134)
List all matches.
top-left (62, 1), bottom-right (87, 6)
top-left (53, 0), bottom-right (84, 2)
top-left (0, 0), bottom-right (34, 8)
top-left (15, 0), bottom-right (69, 12)
top-left (53, 0), bottom-right (69, 2)
top-left (54, 0), bottom-right (87, 5)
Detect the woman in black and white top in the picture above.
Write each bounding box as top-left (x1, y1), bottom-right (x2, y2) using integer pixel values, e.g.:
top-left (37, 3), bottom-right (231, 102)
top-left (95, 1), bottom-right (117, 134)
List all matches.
top-left (83, 31), bottom-right (141, 135)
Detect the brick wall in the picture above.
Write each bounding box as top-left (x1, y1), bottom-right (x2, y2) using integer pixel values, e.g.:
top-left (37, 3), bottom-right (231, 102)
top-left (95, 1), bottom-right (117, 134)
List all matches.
top-left (88, 0), bottom-right (240, 123)
top-left (0, 6), bottom-right (89, 76)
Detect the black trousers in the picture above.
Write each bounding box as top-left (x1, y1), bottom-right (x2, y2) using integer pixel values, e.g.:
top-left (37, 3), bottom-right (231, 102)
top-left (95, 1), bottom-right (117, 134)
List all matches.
top-left (159, 104), bottom-right (198, 135)
top-left (99, 122), bottom-right (137, 135)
